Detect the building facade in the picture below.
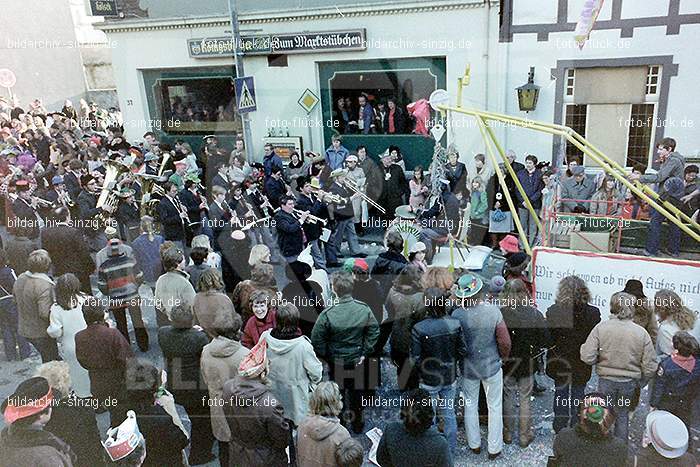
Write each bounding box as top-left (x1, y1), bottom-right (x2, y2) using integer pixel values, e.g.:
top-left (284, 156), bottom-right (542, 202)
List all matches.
top-left (98, 0), bottom-right (700, 169)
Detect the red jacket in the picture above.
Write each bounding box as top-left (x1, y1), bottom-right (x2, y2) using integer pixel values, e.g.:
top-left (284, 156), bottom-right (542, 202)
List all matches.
top-left (242, 310), bottom-right (277, 349)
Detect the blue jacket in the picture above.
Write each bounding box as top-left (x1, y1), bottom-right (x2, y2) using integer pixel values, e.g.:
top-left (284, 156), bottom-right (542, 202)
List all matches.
top-left (358, 103), bottom-right (374, 134)
top-left (516, 168), bottom-right (544, 209)
top-left (650, 354), bottom-right (700, 422)
top-left (263, 151), bottom-right (284, 179)
top-left (324, 144), bottom-right (349, 170)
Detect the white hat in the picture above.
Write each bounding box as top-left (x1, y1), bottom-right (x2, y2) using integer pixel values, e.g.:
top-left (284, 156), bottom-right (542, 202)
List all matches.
top-left (645, 410), bottom-right (688, 459)
top-left (102, 411), bottom-right (143, 461)
top-left (409, 241), bottom-right (427, 254)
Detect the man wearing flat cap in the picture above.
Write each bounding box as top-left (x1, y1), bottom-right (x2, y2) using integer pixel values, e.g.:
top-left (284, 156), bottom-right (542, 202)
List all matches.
top-left (559, 165), bottom-right (595, 213)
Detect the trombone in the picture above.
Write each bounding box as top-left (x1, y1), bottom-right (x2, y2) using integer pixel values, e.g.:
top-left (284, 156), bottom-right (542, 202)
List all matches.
top-left (341, 178), bottom-right (386, 214)
top-left (8, 192), bottom-right (53, 208)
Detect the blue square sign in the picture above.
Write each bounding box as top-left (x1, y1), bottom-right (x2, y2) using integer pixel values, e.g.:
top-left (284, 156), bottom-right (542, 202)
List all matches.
top-left (234, 76), bottom-right (257, 113)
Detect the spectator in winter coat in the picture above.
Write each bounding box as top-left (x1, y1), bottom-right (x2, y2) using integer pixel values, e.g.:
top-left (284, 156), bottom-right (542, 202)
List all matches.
top-left (370, 231), bottom-right (408, 337)
top-left (223, 339), bottom-right (289, 466)
top-left (0, 249), bottom-right (32, 360)
top-left (154, 246), bottom-right (196, 326)
top-left (242, 289), bottom-right (277, 349)
top-left (385, 265), bottom-right (425, 391)
top-left (35, 361), bottom-right (102, 467)
top-left (622, 279), bottom-right (658, 346)
top-left (157, 304), bottom-right (213, 465)
top-left (13, 249), bottom-right (58, 362)
top-left (452, 273), bottom-right (511, 459)
top-left (499, 279), bottom-right (550, 447)
top-left (296, 382), bottom-right (351, 467)
top-left (232, 263), bottom-right (278, 324)
top-left (655, 289), bottom-right (698, 360)
top-left (125, 360), bottom-right (190, 467)
top-left (546, 275), bottom-right (601, 433)
top-left (324, 135), bottom-right (350, 171)
top-left (200, 312), bottom-right (249, 467)
top-left (261, 303), bottom-right (322, 427)
top-left (75, 297), bottom-right (133, 425)
top-left (0, 377), bottom-right (76, 467)
top-left (193, 268), bottom-right (237, 339)
top-left (130, 216), bottom-right (164, 289)
top-left (580, 292), bottom-right (658, 444)
top-left (311, 271), bottom-right (379, 434)
top-left (411, 287), bottom-right (467, 454)
top-left (515, 155), bottom-right (544, 246)
top-left (377, 388), bottom-right (453, 467)
top-left (551, 393), bottom-right (627, 467)
top-left (650, 331), bottom-right (700, 427)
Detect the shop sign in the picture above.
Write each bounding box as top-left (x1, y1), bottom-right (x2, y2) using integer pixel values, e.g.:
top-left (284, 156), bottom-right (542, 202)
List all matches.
top-left (89, 0), bottom-right (118, 16)
top-left (188, 29), bottom-right (366, 58)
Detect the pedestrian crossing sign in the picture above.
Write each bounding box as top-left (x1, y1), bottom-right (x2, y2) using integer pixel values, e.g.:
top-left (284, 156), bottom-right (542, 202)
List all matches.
top-left (234, 76), bottom-right (257, 113)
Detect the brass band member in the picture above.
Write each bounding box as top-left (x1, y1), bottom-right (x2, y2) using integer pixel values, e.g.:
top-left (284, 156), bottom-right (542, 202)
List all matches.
top-left (344, 153), bottom-right (366, 235)
top-left (275, 195), bottom-right (308, 263)
top-left (11, 180), bottom-right (43, 240)
top-left (63, 159), bottom-right (84, 200)
top-left (77, 174), bottom-right (108, 251)
top-left (229, 182), bottom-right (255, 228)
top-left (179, 177), bottom-right (207, 237)
top-left (264, 166), bottom-right (289, 210)
top-left (326, 169), bottom-right (366, 268)
top-left (156, 181), bottom-right (188, 250)
top-left (115, 187), bottom-right (140, 242)
top-left (208, 185), bottom-right (233, 251)
top-left (296, 176), bottom-right (329, 271)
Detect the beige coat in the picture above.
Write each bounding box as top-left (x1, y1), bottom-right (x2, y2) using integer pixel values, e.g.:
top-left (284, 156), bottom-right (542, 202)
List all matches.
top-left (13, 272), bottom-right (54, 339)
top-left (296, 415), bottom-right (350, 467)
top-left (193, 291), bottom-right (237, 338)
top-left (154, 270), bottom-right (196, 319)
top-left (580, 317), bottom-right (657, 381)
top-left (200, 336), bottom-right (249, 441)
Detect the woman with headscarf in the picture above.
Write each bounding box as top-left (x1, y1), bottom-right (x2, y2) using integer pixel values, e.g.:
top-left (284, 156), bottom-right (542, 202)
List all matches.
top-left (222, 339), bottom-right (289, 466)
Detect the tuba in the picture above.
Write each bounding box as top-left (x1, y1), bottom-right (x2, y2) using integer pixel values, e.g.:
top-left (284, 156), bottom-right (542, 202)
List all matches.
top-left (96, 159), bottom-right (131, 209)
top-left (133, 172), bottom-right (167, 216)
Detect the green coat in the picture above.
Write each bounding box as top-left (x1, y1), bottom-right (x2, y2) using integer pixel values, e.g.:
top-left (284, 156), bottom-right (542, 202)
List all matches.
top-left (311, 295), bottom-right (379, 365)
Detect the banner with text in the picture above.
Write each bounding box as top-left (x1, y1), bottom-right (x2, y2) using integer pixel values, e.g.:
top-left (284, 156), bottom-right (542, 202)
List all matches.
top-left (533, 247), bottom-right (700, 319)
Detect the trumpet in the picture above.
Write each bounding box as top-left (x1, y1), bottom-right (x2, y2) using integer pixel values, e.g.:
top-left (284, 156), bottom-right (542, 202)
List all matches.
top-left (8, 192), bottom-right (53, 208)
top-left (314, 189), bottom-right (347, 204)
top-left (274, 207), bottom-right (327, 225)
top-left (56, 190), bottom-right (75, 208)
top-left (341, 178), bottom-right (386, 214)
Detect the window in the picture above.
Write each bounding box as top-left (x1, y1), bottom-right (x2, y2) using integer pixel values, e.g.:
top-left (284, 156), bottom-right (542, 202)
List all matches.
top-left (155, 77), bottom-right (242, 134)
top-left (329, 69), bottom-right (437, 135)
top-left (564, 104), bottom-right (587, 159)
top-left (565, 69), bottom-right (575, 97)
top-left (646, 66), bottom-right (661, 96)
top-left (626, 103), bottom-right (656, 168)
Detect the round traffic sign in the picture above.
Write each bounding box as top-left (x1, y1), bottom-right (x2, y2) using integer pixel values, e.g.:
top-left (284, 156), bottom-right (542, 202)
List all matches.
top-left (0, 69), bottom-right (17, 88)
top-left (429, 89), bottom-right (449, 111)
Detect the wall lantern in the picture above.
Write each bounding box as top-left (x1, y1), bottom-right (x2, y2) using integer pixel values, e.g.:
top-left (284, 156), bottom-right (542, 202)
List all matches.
top-left (516, 67), bottom-right (540, 112)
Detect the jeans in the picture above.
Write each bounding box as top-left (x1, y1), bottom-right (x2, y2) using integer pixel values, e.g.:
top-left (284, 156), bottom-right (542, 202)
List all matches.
top-left (420, 381), bottom-right (458, 453)
top-left (518, 207), bottom-right (538, 246)
top-left (26, 337), bottom-right (61, 363)
top-left (598, 378), bottom-right (638, 443)
top-left (503, 374), bottom-right (533, 442)
top-left (309, 239), bottom-right (327, 271)
top-left (461, 369), bottom-right (503, 454)
top-left (0, 305), bottom-right (32, 360)
top-left (646, 207), bottom-right (680, 255)
top-left (328, 218), bottom-right (361, 262)
top-left (553, 382), bottom-right (586, 433)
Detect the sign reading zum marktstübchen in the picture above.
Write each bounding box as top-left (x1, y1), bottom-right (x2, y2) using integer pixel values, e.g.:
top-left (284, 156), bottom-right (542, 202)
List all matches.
top-left (188, 29), bottom-right (366, 58)
top-left (89, 0), bottom-right (119, 16)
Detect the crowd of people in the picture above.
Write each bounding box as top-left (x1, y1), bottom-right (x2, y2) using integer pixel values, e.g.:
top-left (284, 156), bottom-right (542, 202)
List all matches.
top-left (0, 94), bottom-right (699, 466)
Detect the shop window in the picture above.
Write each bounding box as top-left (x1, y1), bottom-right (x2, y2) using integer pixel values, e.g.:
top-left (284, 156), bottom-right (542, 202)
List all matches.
top-left (268, 54), bottom-right (288, 67)
top-left (329, 69), bottom-right (437, 135)
top-left (626, 103), bottom-right (656, 168)
top-left (155, 77), bottom-right (242, 134)
top-left (564, 104), bottom-right (587, 159)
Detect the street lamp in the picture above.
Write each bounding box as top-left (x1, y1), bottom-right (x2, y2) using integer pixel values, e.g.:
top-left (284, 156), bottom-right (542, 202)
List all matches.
top-left (516, 67), bottom-right (540, 112)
